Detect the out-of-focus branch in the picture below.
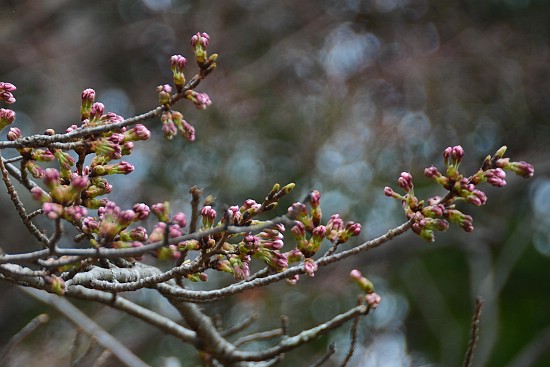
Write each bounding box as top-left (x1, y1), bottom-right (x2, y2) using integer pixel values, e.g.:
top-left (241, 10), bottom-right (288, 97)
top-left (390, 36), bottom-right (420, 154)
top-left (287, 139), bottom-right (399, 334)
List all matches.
top-left (0, 313), bottom-right (49, 364)
top-left (66, 285), bottom-right (198, 344)
top-left (21, 286), bottom-right (151, 367)
top-left (221, 313), bottom-right (259, 337)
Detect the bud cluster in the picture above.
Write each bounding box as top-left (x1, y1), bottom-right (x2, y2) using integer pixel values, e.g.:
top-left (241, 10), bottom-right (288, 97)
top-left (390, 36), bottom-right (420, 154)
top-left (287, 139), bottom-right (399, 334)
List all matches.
top-left (385, 145), bottom-right (534, 241)
top-left (287, 190), bottom-right (361, 277)
top-left (3, 32), bottom-right (218, 260)
top-left (0, 82), bottom-right (17, 132)
top-left (155, 32), bottom-right (217, 143)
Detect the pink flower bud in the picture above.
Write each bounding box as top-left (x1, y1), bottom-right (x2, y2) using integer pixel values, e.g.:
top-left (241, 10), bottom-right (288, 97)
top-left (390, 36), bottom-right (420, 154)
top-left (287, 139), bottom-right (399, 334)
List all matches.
top-left (90, 102), bottom-right (105, 120)
top-left (132, 203), bottom-right (150, 220)
top-left (397, 172), bottom-right (414, 192)
top-left (170, 55), bottom-right (187, 71)
top-left (173, 212), bottom-right (187, 227)
top-left (0, 108), bottom-right (16, 130)
top-left (43, 202), bottom-right (64, 219)
top-left (81, 88), bottom-right (95, 103)
top-left (303, 258), bottom-right (317, 277)
top-left (509, 161), bottom-right (534, 179)
top-left (365, 292), bottom-right (381, 309)
top-left (7, 127), bottom-right (21, 141)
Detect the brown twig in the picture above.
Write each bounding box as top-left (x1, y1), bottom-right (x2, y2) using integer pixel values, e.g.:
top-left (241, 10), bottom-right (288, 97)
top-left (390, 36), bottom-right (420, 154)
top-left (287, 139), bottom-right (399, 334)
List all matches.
top-left (462, 296), bottom-right (485, 367)
top-left (340, 296), bottom-right (362, 367)
top-left (312, 343), bottom-right (336, 367)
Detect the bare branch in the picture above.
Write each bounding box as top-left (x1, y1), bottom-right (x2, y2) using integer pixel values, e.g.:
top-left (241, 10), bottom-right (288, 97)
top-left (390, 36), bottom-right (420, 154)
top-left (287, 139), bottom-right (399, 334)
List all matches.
top-left (462, 297), bottom-right (484, 367)
top-left (21, 287), bottom-right (151, 367)
top-left (221, 313), bottom-right (259, 337)
top-left (0, 313), bottom-right (49, 364)
top-left (0, 153), bottom-right (49, 246)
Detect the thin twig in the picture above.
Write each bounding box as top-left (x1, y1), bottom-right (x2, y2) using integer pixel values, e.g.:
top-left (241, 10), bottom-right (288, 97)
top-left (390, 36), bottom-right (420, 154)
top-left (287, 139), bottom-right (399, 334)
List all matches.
top-left (340, 296), bottom-right (362, 367)
top-left (0, 153), bottom-right (49, 246)
top-left (234, 328), bottom-right (284, 347)
top-left (462, 296), bottom-right (484, 367)
top-left (190, 186), bottom-right (202, 233)
top-left (20, 286), bottom-right (152, 367)
top-left (0, 313), bottom-right (49, 364)
top-left (221, 313), bottom-right (258, 337)
top-left (312, 343), bottom-right (336, 367)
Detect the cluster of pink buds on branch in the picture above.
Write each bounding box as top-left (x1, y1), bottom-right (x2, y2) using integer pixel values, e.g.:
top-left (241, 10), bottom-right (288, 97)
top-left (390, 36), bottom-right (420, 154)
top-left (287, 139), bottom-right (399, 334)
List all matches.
top-left (384, 145), bottom-right (534, 242)
top-left (158, 32), bottom-right (216, 141)
top-left (0, 32), bottom-right (218, 288)
top-left (0, 29), bottom-right (538, 366)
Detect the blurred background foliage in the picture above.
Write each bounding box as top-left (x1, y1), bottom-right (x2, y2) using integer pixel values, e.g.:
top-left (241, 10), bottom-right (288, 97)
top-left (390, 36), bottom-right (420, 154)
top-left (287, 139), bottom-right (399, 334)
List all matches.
top-left (0, 0), bottom-right (549, 366)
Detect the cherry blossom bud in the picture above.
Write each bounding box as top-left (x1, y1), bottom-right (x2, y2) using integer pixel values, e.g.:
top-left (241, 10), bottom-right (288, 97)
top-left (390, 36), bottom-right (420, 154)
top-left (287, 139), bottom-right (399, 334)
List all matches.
top-left (121, 141), bottom-right (134, 156)
top-left (64, 205), bottom-right (88, 223)
top-left (226, 205), bottom-right (241, 224)
top-left (201, 205), bottom-right (217, 228)
top-left (191, 32), bottom-right (210, 64)
top-left (172, 212), bottom-right (187, 227)
top-left (397, 172), bottom-right (414, 192)
top-left (47, 275), bottom-right (65, 295)
top-left (0, 82), bottom-right (17, 93)
top-left (185, 90), bottom-right (212, 110)
top-left (467, 189), bottom-right (487, 206)
top-left (7, 127), bottom-right (21, 141)
top-left (161, 111), bottom-right (177, 140)
top-left (124, 124), bottom-right (151, 141)
top-left (384, 186), bottom-right (401, 199)
top-left (338, 221), bottom-right (361, 242)
top-left (365, 292), bottom-right (382, 309)
top-left (288, 202), bottom-right (312, 230)
top-left (81, 88), bottom-right (96, 120)
top-left (43, 168), bottom-right (61, 189)
top-left (126, 226), bottom-right (148, 242)
top-left (179, 118), bottom-right (195, 142)
top-left (286, 274), bottom-right (300, 285)
top-left (31, 149), bottom-right (55, 162)
top-left (117, 210), bottom-right (136, 227)
top-left (349, 269), bottom-right (374, 293)
top-left (303, 258), bottom-right (317, 277)
top-left (484, 168), bottom-right (507, 187)
top-left (422, 204), bottom-right (444, 218)
top-left (446, 209), bottom-right (474, 232)
top-left (0, 108), bottom-right (15, 131)
top-left (494, 145), bottom-right (507, 159)
top-left (509, 161), bottom-right (535, 178)
top-left (326, 214), bottom-right (344, 241)
top-left (30, 187), bottom-right (50, 203)
top-left (170, 54), bottom-right (187, 89)
top-left (90, 102), bottom-right (105, 121)
top-left (0, 83), bottom-right (17, 104)
top-left (243, 234), bottom-right (260, 251)
top-left (53, 150), bottom-right (76, 175)
top-left (152, 202), bottom-right (170, 222)
top-left (451, 145), bottom-right (464, 162)
top-left (111, 161), bottom-right (134, 175)
top-left (43, 202), bottom-right (64, 219)
top-left (157, 84), bottom-right (172, 105)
